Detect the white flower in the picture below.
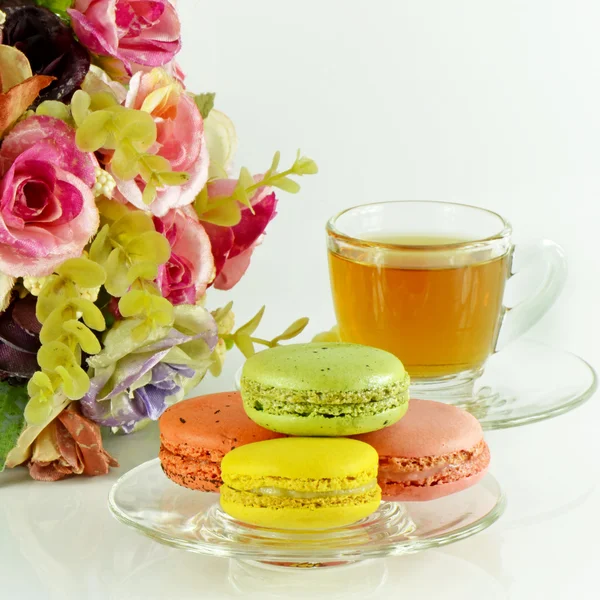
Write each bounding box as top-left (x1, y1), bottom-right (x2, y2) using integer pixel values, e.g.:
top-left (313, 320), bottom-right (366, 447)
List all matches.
top-left (204, 109), bottom-right (238, 179)
top-left (22, 276), bottom-right (49, 297)
top-left (93, 166), bottom-right (116, 198)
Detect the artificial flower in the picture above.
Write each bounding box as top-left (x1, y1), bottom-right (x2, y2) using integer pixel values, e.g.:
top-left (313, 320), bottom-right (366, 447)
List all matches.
top-left (0, 116), bottom-right (99, 276)
top-left (111, 67), bottom-right (208, 216)
top-left (80, 304), bottom-right (218, 431)
top-left (203, 179), bottom-right (278, 290)
top-left (204, 109), bottom-right (238, 179)
top-left (0, 271), bottom-right (14, 312)
top-left (153, 207), bottom-right (214, 305)
top-left (28, 403), bottom-right (118, 481)
top-left (0, 1), bottom-right (90, 105)
top-left (80, 64), bottom-right (127, 104)
top-left (69, 0), bottom-right (181, 75)
top-left (0, 45), bottom-right (54, 137)
top-left (0, 295), bottom-right (40, 381)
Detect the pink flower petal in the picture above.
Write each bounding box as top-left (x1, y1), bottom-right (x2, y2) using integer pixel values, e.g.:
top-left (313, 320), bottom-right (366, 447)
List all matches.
top-left (213, 245), bottom-right (256, 291)
top-left (0, 116), bottom-right (97, 187)
top-left (114, 71), bottom-right (208, 216)
top-left (229, 192), bottom-right (278, 258)
top-left (153, 208), bottom-right (214, 303)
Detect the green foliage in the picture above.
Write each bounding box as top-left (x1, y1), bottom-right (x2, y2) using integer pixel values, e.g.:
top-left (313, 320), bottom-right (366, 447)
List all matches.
top-left (34, 0), bottom-right (73, 19)
top-left (195, 150), bottom-right (318, 226)
top-left (0, 382), bottom-right (28, 472)
top-left (222, 305), bottom-right (309, 359)
top-left (25, 258), bottom-right (108, 424)
top-left (90, 200), bottom-right (175, 343)
top-left (72, 90), bottom-right (189, 204)
top-left (36, 100), bottom-right (72, 123)
top-left (195, 92), bottom-right (215, 119)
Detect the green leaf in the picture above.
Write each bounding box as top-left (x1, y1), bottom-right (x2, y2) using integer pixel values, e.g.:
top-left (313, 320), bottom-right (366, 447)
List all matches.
top-left (270, 151), bottom-right (281, 174)
top-left (125, 231), bottom-right (171, 265)
top-left (293, 154), bottom-right (319, 175)
top-left (194, 92), bottom-right (216, 119)
top-left (198, 198), bottom-right (242, 227)
top-left (271, 317), bottom-right (309, 344)
top-left (56, 257), bottom-right (106, 288)
top-left (142, 182), bottom-right (157, 205)
top-left (234, 334), bottom-right (255, 358)
top-left (111, 143), bottom-right (141, 181)
top-left (36, 100), bottom-right (71, 122)
top-left (272, 176), bottom-right (301, 194)
top-left (62, 320), bottom-right (102, 354)
top-left (23, 396), bottom-right (53, 426)
top-left (212, 301), bottom-right (234, 325)
top-left (111, 211), bottom-right (155, 240)
top-left (71, 90), bottom-right (91, 127)
top-left (158, 171), bottom-right (190, 187)
top-left (194, 185), bottom-right (209, 215)
top-left (236, 306), bottom-right (265, 337)
top-left (34, 1), bottom-right (73, 19)
top-left (0, 382), bottom-right (28, 472)
top-left (113, 110), bottom-right (157, 151)
top-left (127, 262), bottom-right (159, 284)
top-left (104, 247), bottom-right (130, 297)
top-left (36, 276), bottom-right (78, 323)
top-left (89, 224), bottom-right (113, 265)
top-left (75, 110), bottom-right (112, 152)
top-left (139, 154), bottom-right (172, 179)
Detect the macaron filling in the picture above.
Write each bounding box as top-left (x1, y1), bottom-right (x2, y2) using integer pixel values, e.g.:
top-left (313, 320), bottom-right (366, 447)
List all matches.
top-left (250, 481), bottom-right (378, 498)
top-left (221, 483), bottom-right (380, 509)
top-left (379, 440), bottom-right (490, 490)
top-left (241, 376), bottom-right (410, 406)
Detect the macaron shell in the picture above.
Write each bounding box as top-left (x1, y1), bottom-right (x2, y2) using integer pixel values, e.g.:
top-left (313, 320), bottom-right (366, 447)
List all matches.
top-left (220, 437), bottom-right (379, 482)
top-left (220, 494), bottom-right (382, 530)
top-left (241, 342), bottom-right (406, 392)
top-left (158, 392), bottom-right (283, 492)
top-left (381, 468), bottom-right (489, 502)
top-left (354, 399), bottom-right (484, 458)
top-left (243, 401), bottom-right (408, 437)
top-left (159, 391), bottom-right (284, 456)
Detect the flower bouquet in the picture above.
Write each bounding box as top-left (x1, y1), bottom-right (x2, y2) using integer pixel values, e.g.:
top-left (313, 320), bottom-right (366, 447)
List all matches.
top-left (0, 0), bottom-right (316, 481)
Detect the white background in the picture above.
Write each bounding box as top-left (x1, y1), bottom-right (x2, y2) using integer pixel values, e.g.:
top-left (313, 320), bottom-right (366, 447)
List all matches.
top-left (1, 1), bottom-right (599, 598)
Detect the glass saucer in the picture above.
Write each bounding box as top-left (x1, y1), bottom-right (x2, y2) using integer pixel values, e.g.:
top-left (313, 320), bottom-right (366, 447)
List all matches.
top-left (108, 458), bottom-right (505, 566)
top-left (235, 339), bottom-right (597, 430)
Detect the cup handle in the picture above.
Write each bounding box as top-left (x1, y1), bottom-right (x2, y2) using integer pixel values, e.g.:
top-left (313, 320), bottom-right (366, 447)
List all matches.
top-left (495, 240), bottom-right (567, 351)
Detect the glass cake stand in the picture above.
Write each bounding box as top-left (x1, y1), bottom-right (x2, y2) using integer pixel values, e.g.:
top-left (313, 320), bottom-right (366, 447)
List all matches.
top-left (109, 458), bottom-right (505, 569)
top-left (235, 339), bottom-right (597, 430)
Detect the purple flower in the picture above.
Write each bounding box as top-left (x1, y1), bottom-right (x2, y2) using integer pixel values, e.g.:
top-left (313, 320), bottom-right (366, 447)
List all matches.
top-left (80, 305), bottom-right (217, 432)
top-left (82, 362), bottom-right (195, 433)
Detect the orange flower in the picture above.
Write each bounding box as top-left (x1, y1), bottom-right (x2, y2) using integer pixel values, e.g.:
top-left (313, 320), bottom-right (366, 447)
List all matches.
top-left (28, 404), bottom-right (118, 481)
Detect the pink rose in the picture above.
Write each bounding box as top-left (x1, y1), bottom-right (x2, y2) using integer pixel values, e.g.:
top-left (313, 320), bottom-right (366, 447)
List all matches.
top-left (0, 116), bottom-right (99, 277)
top-left (113, 68), bottom-right (208, 217)
top-left (153, 207), bottom-right (215, 304)
top-left (202, 180), bottom-right (278, 291)
top-left (69, 0), bottom-right (181, 74)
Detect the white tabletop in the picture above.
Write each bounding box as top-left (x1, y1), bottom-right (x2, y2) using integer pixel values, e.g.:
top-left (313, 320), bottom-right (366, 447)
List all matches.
top-left (2, 1), bottom-right (600, 597)
top-left (2, 348), bottom-right (599, 599)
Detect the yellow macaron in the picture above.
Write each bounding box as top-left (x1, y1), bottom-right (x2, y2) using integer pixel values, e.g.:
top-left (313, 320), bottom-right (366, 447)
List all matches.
top-left (220, 437), bottom-right (381, 530)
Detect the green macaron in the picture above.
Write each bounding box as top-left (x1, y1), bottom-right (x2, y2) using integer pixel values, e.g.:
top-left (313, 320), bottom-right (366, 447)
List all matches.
top-left (240, 342), bottom-right (410, 436)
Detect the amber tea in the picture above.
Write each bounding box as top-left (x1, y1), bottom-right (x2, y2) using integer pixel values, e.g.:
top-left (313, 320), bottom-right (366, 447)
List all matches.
top-left (328, 235), bottom-right (510, 379)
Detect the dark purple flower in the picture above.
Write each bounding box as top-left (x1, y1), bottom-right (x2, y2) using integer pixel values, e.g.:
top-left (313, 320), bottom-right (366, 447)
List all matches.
top-left (0, 1), bottom-right (90, 105)
top-left (0, 295), bottom-right (41, 381)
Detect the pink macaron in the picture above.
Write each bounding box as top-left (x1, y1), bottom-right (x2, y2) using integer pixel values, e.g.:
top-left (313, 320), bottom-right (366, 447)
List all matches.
top-left (354, 399), bottom-right (490, 501)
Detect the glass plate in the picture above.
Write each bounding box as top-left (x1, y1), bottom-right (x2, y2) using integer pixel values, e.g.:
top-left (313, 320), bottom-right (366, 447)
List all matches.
top-left (109, 459), bottom-right (505, 565)
top-left (235, 339), bottom-right (597, 430)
